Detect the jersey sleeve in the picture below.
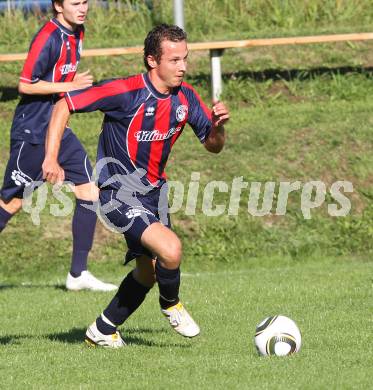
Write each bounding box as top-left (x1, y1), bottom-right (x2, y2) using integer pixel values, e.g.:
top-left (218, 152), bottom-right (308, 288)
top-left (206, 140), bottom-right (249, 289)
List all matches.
top-left (65, 79), bottom-right (129, 113)
top-left (20, 27), bottom-right (57, 84)
top-left (183, 85), bottom-right (212, 144)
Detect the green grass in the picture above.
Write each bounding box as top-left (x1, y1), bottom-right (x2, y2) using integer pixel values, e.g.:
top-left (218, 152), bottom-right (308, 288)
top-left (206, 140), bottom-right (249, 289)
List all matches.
top-left (0, 256), bottom-right (371, 389)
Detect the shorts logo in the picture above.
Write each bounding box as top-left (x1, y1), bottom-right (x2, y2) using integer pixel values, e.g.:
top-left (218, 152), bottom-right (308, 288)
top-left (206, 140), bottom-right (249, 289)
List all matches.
top-left (176, 105), bottom-right (188, 122)
top-left (125, 207), bottom-right (155, 219)
top-left (11, 170), bottom-right (32, 187)
top-left (145, 106), bottom-right (155, 117)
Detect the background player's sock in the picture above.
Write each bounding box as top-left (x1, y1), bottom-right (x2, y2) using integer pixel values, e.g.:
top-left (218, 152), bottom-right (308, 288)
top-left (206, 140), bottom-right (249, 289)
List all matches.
top-left (0, 206), bottom-right (13, 233)
top-left (98, 271), bottom-right (151, 332)
top-left (155, 261), bottom-right (180, 309)
top-left (70, 199), bottom-right (97, 277)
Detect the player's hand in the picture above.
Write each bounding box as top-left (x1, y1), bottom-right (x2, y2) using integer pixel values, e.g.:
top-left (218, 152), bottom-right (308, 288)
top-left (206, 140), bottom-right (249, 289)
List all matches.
top-left (42, 157), bottom-right (65, 185)
top-left (212, 100), bottom-right (230, 128)
top-left (71, 70), bottom-right (93, 90)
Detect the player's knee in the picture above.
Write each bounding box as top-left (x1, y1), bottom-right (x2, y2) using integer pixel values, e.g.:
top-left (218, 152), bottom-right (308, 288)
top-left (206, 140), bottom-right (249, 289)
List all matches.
top-left (159, 238), bottom-right (182, 269)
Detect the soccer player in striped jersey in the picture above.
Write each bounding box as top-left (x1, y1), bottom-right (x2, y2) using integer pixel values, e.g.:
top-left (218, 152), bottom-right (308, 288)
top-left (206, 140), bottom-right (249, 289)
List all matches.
top-left (43, 24), bottom-right (230, 347)
top-left (0, 0), bottom-right (117, 292)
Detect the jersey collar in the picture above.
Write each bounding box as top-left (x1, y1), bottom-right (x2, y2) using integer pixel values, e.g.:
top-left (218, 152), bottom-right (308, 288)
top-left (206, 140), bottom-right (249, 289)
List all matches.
top-left (142, 73), bottom-right (174, 100)
top-left (51, 18), bottom-right (77, 36)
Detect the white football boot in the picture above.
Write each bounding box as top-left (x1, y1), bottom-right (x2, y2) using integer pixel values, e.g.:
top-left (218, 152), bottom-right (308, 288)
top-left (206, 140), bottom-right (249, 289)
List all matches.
top-left (66, 271), bottom-right (118, 292)
top-left (85, 321), bottom-right (126, 348)
top-left (161, 302), bottom-right (200, 338)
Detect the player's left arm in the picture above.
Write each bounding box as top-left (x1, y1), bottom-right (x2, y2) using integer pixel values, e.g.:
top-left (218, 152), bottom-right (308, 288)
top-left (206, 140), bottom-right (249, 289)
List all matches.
top-left (204, 100), bottom-right (229, 154)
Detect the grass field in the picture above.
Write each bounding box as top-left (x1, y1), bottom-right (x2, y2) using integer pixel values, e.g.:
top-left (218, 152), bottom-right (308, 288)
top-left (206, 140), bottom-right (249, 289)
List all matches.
top-left (1, 3), bottom-right (373, 389)
top-left (0, 256), bottom-right (372, 389)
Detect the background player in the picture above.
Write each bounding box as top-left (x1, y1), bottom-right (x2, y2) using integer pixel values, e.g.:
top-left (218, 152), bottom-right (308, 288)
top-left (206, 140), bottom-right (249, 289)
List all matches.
top-left (43, 24), bottom-right (230, 347)
top-left (0, 0), bottom-right (117, 291)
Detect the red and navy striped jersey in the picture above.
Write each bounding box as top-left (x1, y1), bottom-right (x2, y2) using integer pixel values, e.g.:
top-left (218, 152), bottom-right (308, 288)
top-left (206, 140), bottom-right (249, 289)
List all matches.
top-left (11, 18), bottom-right (84, 144)
top-left (66, 73), bottom-right (212, 189)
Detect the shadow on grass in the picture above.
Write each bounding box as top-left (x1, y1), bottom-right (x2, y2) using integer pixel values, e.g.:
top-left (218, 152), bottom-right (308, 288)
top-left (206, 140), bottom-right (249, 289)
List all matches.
top-left (1, 65), bottom-right (372, 102)
top-left (0, 86), bottom-right (19, 102)
top-left (46, 327), bottom-right (86, 344)
top-left (126, 327), bottom-right (167, 335)
top-left (46, 327), bottom-right (192, 348)
top-left (0, 283), bottom-right (67, 291)
top-left (0, 334), bottom-right (32, 345)
top-left (190, 65), bottom-right (373, 85)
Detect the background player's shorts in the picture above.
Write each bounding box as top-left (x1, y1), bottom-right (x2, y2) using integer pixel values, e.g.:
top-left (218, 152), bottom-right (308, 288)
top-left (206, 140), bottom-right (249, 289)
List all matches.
top-left (99, 187), bottom-right (171, 263)
top-left (0, 132), bottom-right (93, 201)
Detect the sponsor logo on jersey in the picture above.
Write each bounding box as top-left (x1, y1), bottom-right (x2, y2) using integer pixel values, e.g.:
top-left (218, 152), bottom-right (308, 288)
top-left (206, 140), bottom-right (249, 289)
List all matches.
top-left (176, 105), bottom-right (188, 122)
top-left (134, 126), bottom-right (182, 142)
top-left (60, 63), bottom-right (78, 75)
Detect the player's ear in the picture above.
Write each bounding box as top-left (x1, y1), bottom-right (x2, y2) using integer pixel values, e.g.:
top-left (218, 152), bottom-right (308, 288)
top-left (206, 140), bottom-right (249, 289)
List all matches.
top-left (146, 55), bottom-right (158, 70)
top-left (53, 0), bottom-right (64, 14)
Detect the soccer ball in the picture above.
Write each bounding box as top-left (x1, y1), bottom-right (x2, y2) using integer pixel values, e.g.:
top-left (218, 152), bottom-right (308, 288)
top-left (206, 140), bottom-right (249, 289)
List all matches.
top-left (254, 315), bottom-right (301, 356)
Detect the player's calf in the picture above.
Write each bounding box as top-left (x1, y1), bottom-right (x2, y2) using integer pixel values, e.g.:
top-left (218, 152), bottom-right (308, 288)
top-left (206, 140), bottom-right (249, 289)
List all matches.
top-left (0, 198), bottom-right (22, 215)
top-left (0, 198), bottom-right (22, 232)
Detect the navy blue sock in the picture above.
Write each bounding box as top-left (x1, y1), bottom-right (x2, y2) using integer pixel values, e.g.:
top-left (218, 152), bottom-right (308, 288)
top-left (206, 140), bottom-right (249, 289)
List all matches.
top-left (97, 271), bottom-right (150, 334)
top-left (96, 316), bottom-right (116, 336)
top-left (155, 261), bottom-right (180, 309)
top-left (0, 206), bottom-right (13, 233)
top-left (70, 199), bottom-right (97, 277)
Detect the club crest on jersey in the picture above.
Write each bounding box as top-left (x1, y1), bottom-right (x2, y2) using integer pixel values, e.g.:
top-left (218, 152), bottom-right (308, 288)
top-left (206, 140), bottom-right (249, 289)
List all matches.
top-left (145, 106), bottom-right (155, 117)
top-left (176, 105), bottom-right (188, 122)
top-left (60, 63), bottom-right (77, 75)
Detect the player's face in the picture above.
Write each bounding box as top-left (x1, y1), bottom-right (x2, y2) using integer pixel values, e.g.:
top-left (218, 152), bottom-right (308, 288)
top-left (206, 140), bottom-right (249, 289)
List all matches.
top-left (56, 0), bottom-right (89, 29)
top-left (149, 39), bottom-right (188, 93)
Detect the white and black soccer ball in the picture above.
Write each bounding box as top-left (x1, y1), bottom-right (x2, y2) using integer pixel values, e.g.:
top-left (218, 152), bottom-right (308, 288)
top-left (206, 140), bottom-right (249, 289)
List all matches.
top-left (254, 315), bottom-right (301, 356)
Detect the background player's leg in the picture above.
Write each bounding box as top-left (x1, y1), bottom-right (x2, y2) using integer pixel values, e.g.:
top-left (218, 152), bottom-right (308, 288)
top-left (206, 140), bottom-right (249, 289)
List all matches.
top-left (59, 132), bottom-right (118, 291)
top-left (0, 198), bottom-right (22, 232)
top-left (0, 141), bottom-right (41, 232)
top-left (96, 256), bottom-right (155, 334)
top-left (65, 182), bottom-right (117, 291)
top-left (70, 183), bottom-right (98, 277)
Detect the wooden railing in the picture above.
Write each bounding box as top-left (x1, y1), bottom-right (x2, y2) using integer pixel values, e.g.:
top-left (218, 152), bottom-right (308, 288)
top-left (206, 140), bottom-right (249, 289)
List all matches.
top-left (1, 32), bottom-right (373, 99)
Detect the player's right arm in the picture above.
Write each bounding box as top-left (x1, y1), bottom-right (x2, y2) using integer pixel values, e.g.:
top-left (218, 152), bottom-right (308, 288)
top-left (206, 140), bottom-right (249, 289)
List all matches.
top-left (43, 79), bottom-right (129, 184)
top-left (18, 70), bottom-right (93, 95)
top-left (42, 98), bottom-right (71, 184)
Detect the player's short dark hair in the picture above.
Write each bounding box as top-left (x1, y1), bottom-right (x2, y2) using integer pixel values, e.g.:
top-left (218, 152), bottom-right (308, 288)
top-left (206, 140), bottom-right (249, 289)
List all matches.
top-left (51, 0), bottom-right (64, 17)
top-left (143, 24), bottom-right (187, 71)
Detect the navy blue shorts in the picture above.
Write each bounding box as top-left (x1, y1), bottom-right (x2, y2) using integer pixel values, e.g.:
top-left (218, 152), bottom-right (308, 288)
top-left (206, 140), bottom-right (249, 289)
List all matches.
top-left (0, 132), bottom-right (93, 201)
top-left (99, 187), bottom-right (171, 263)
